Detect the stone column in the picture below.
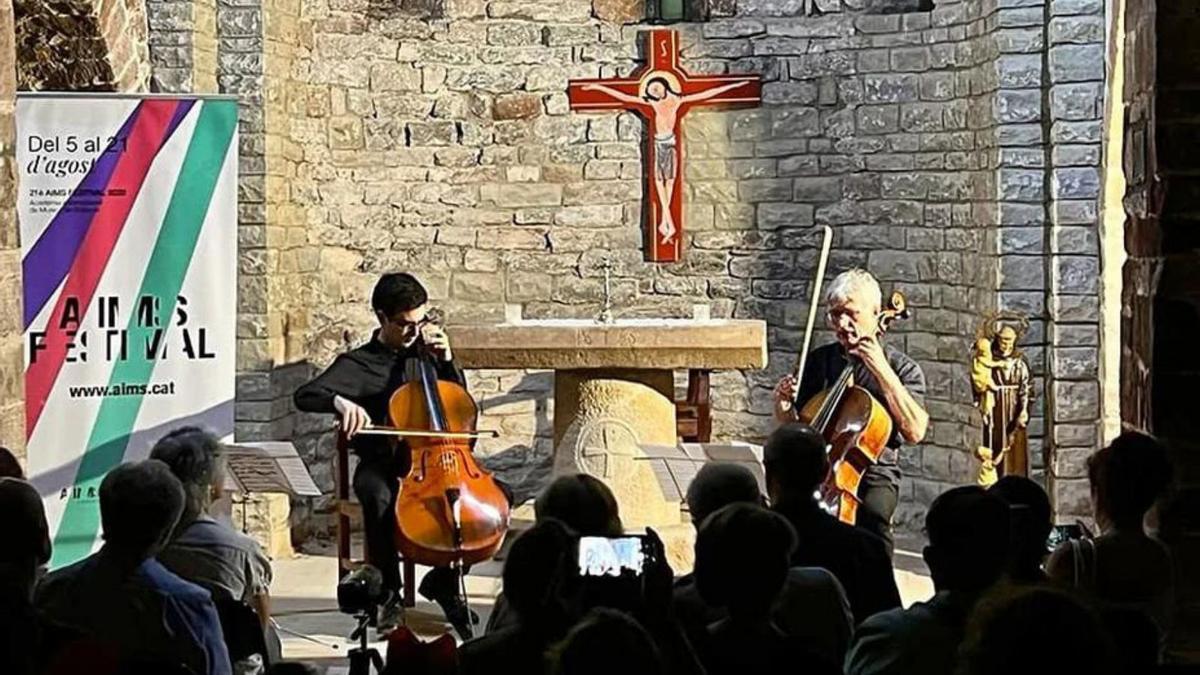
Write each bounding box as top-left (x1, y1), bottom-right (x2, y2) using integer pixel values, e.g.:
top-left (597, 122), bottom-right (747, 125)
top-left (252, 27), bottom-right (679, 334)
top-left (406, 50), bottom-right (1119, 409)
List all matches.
top-left (552, 368), bottom-right (680, 526)
top-left (1045, 0), bottom-right (1107, 522)
top-left (146, 0), bottom-right (218, 93)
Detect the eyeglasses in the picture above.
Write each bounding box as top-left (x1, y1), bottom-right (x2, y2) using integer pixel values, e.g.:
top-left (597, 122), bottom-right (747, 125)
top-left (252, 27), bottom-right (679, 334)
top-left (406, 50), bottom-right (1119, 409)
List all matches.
top-left (387, 307), bottom-right (443, 331)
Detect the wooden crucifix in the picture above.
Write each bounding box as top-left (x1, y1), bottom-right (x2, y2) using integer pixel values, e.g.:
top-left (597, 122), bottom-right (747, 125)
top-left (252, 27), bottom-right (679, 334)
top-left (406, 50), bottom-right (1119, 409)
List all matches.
top-left (568, 30), bottom-right (762, 263)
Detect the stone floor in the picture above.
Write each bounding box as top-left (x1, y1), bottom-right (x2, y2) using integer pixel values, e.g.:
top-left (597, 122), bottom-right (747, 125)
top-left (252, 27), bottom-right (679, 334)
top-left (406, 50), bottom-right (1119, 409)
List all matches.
top-left (272, 534), bottom-right (934, 673)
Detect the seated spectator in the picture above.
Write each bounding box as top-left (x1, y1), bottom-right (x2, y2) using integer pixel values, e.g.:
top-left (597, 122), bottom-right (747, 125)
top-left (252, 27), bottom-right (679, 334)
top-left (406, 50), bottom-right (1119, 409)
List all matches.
top-left (487, 474), bottom-right (625, 634)
top-left (684, 462), bottom-right (764, 527)
top-left (0, 445), bottom-right (24, 478)
top-left (673, 463), bottom-right (853, 665)
top-left (551, 607), bottom-right (665, 675)
top-left (1046, 431), bottom-right (1175, 655)
top-left (988, 476), bottom-right (1052, 584)
top-left (459, 519), bottom-right (576, 675)
top-left (534, 474), bottom-right (624, 537)
top-left (959, 586), bottom-right (1114, 675)
top-left (844, 486), bottom-right (1009, 675)
top-left (693, 503), bottom-right (840, 675)
top-left (151, 427), bottom-right (274, 631)
top-left (35, 460), bottom-right (232, 675)
top-left (765, 423), bottom-right (902, 623)
top-left (0, 478), bottom-right (51, 675)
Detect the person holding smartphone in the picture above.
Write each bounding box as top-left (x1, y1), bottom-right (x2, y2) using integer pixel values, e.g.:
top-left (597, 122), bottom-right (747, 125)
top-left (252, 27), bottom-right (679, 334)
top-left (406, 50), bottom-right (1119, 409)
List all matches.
top-left (294, 272), bottom-right (485, 638)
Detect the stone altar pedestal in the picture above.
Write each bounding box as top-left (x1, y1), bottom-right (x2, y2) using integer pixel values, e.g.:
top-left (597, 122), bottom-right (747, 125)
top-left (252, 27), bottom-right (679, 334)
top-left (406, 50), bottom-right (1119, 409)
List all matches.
top-left (452, 314), bottom-right (767, 545)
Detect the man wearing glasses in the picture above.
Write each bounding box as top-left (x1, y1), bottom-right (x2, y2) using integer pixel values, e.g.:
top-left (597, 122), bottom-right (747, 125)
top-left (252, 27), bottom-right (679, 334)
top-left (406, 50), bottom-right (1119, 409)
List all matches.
top-left (772, 268), bottom-right (929, 558)
top-left (295, 273), bottom-right (476, 636)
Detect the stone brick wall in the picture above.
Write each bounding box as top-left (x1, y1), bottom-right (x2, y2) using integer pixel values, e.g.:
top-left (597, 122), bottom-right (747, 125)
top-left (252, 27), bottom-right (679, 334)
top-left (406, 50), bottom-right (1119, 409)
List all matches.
top-left (131, 0), bottom-right (1112, 530)
top-left (0, 0), bottom-right (21, 462)
top-left (14, 0), bottom-right (151, 91)
top-left (147, 0), bottom-right (219, 92)
top-left (1042, 0), bottom-right (1107, 520)
top-left (1139, 0), bottom-right (1200, 657)
top-left (273, 0), bottom-right (1028, 529)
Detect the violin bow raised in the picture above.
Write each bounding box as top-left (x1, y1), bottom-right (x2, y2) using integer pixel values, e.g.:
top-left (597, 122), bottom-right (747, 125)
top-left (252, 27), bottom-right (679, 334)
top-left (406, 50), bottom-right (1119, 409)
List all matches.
top-left (783, 225), bottom-right (834, 414)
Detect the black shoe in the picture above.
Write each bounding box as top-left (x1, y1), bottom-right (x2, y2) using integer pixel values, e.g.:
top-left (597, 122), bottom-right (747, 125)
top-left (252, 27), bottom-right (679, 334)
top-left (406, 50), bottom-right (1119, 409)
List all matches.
top-left (377, 592), bottom-right (404, 635)
top-left (439, 596), bottom-right (479, 640)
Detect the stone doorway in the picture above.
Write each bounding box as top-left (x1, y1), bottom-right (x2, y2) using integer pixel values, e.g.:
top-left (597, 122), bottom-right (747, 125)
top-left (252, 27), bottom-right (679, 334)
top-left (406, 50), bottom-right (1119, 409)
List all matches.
top-left (1117, 0), bottom-right (1200, 660)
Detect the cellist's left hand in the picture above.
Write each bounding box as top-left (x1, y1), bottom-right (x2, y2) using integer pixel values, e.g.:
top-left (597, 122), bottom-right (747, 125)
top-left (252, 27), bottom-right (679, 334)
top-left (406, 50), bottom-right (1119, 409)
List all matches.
top-left (849, 334), bottom-right (889, 376)
top-left (421, 324), bottom-right (453, 361)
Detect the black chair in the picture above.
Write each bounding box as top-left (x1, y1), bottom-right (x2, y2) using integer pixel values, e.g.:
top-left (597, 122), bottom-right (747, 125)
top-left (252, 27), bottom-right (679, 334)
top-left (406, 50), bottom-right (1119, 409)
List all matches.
top-left (212, 594), bottom-right (279, 669)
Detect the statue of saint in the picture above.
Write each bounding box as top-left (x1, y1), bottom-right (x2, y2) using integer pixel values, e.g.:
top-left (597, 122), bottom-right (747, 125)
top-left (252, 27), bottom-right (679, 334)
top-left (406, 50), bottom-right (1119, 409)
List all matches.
top-left (971, 315), bottom-right (1032, 483)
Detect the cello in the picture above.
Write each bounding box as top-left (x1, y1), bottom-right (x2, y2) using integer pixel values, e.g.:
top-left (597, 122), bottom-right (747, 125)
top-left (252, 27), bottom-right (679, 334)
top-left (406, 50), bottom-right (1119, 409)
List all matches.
top-left (357, 314), bottom-right (510, 570)
top-left (787, 227), bottom-right (912, 525)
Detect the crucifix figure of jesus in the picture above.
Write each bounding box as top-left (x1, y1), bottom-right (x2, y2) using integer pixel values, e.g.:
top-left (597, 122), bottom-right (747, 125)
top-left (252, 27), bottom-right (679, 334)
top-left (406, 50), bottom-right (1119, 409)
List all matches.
top-left (569, 30), bottom-right (762, 263)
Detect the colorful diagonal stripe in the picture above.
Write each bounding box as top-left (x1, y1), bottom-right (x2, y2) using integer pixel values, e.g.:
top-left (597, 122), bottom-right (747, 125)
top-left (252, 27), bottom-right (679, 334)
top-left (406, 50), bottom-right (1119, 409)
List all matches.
top-left (21, 101), bottom-right (195, 329)
top-left (24, 99), bottom-right (187, 439)
top-left (50, 100), bottom-right (238, 566)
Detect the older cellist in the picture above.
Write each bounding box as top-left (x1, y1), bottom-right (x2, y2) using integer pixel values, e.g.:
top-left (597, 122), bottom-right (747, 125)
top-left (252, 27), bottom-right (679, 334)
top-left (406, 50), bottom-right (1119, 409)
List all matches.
top-left (773, 268), bottom-right (929, 557)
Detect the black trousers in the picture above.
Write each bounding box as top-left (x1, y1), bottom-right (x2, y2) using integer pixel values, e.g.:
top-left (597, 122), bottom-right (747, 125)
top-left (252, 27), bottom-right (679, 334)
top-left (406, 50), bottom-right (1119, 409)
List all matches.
top-left (352, 452), bottom-right (460, 602)
top-left (856, 480), bottom-right (899, 559)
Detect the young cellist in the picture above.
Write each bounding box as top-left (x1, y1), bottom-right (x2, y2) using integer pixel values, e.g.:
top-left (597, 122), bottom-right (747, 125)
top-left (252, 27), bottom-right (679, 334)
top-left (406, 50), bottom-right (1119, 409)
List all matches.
top-left (294, 273), bottom-right (488, 638)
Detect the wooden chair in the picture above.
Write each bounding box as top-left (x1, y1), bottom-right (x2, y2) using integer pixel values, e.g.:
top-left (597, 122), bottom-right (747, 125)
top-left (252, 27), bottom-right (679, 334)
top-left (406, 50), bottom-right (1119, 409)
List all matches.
top-left (335, 434), bottom-right (416, 608)
top-left (675, 369), bottom-right (713, 443)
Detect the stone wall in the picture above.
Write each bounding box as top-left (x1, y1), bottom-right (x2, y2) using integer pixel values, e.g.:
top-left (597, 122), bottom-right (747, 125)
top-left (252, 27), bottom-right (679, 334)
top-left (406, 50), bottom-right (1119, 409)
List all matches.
top-left (276, 0), bottom-right (1030, 529)
top-left (14, 0), bottom-right (151, 91)
top-left (131, 0), bottom-right (1110, 529)
top-left (1139, 0), bottom-right (1200, 658)
top-left (1041, 0), bottom-right (1107, 520)
top-left (0, 0), bottom-right (20, 462)
top-left (147, 0), bottom-right (218, 92)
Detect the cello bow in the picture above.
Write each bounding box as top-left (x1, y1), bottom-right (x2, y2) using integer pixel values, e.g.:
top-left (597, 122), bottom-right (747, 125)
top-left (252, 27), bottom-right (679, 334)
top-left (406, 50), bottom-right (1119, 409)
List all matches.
top-left (783, 225), bottom-right (834, 414)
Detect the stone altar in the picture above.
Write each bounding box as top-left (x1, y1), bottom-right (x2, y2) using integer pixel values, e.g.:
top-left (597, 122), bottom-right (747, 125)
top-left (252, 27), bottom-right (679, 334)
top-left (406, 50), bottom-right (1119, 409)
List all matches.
top-left (451, 309), bottom-right (767, 532)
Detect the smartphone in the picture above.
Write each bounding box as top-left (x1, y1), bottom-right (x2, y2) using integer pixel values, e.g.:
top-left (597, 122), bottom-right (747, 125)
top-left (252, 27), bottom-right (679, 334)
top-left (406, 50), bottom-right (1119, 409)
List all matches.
top-left (577, 535), bottom-right (648, 578)
top-left (1046, 522), bottom-right (1087, 553)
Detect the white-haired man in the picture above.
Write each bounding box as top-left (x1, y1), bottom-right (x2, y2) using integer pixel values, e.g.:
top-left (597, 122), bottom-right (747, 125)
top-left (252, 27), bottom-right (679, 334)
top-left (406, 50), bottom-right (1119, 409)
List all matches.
top-left (774, 269), bottom-right (929, 556)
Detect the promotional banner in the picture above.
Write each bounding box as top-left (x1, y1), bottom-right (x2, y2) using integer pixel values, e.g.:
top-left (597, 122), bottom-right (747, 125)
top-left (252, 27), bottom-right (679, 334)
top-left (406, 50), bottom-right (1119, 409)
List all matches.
top-left (16, 94), bottom-right (239, 568)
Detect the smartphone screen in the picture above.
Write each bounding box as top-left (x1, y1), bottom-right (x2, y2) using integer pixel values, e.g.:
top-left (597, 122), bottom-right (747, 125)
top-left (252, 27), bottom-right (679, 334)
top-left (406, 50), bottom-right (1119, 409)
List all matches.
top-left (577, 536), bottom-right (646, 578)
top-left (1046, 523), bottom-right (1085, 553)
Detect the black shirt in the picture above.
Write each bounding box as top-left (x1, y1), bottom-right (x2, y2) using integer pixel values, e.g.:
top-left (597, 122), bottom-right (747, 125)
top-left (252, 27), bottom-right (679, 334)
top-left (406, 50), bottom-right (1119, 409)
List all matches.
top-left (772, 497), bottom-right (902, 624)
top-left (792, 341), bottom-right (926, 487)
top-left (293, 331), bottom-right (466, 468)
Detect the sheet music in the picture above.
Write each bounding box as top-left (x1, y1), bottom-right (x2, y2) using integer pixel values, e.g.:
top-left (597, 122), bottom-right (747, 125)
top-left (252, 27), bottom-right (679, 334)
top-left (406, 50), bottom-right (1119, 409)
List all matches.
top-left (221, 441), bottom-right (322, 497)
top-left (638, 442), bottom-right (766, 503)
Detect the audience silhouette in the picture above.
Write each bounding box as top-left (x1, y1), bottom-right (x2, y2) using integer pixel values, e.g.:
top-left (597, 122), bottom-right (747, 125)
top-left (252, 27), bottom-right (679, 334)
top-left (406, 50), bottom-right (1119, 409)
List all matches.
top-left (0, 477), bottom-right (50, 675)
top-left (1046, 431), bottom-right (1175, 656)
top-left (459, 519), bottom-right (577, 675)
top-left (693, 502), bottom-right (841, 675)
top-left (0, 445), bottom-right (24, 479)
top-left (988, 476), bottom-right (1052, 584)
top-left (0, 422), bottom-right (1186, 675)
top-left (845, 485), bottom-right (1009, 675)
top-left (35, 460), bottom-right (232, 675)
top-left (765, 423), bottom-right (902, 623)
top-left (552, 607), bottom-right (665, 675)
top-left (958, 585), bottom-right (1115, 675)
top-left (674, 463), bottom-right (853, 665)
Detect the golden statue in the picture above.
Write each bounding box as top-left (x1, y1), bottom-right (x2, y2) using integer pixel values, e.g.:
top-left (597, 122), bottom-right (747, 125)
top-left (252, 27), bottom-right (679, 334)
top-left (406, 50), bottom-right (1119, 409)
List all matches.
top-left (971, 313), bottom-right (1032, 484)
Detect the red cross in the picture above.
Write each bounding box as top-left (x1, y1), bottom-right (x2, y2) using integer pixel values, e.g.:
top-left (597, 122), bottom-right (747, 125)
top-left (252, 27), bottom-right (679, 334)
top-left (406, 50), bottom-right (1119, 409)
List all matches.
top-left (568, 30), bottom-right (762, 263)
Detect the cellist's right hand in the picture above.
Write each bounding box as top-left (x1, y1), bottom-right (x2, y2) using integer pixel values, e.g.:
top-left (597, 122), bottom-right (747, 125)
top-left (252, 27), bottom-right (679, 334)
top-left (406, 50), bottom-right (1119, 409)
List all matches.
top-left (773, 375), bottom-right (798, 422)
top-left (333, 395), bottom-right (371, 438)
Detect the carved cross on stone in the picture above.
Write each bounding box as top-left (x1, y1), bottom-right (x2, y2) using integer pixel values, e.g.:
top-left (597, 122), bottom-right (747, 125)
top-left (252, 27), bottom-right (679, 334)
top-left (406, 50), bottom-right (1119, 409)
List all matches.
top-left (568, 30), bottom-right (762, 263)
